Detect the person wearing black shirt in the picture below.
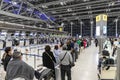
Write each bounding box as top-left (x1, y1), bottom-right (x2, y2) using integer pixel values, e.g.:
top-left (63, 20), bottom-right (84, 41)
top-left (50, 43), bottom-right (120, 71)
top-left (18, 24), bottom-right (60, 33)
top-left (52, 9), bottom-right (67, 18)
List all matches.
top-left (42, 45), bottom-right (56, 80)
top-left (1, 47), bottom-right (12, 71)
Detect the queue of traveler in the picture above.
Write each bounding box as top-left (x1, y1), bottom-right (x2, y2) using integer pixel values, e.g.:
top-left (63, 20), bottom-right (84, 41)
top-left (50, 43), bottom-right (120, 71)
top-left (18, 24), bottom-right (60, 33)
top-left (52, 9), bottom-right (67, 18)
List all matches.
top-left (0, 37), bottom-right (92, 80)
top-left (42, 38), bottom-right (92, 80)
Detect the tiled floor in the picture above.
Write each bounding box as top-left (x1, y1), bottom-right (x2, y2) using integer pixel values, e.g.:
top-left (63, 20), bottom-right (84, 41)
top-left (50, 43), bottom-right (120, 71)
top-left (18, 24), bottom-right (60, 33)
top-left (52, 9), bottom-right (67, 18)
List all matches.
top-left (0, 43), bottom-right (99, 80)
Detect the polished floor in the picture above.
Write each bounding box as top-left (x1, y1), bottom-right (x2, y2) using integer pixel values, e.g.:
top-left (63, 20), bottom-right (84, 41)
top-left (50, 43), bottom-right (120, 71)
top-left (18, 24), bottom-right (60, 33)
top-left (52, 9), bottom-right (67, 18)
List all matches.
top-left (0, 43), bottom-right (99, 80)
top-left (72, 44), bottom-right (98, 80)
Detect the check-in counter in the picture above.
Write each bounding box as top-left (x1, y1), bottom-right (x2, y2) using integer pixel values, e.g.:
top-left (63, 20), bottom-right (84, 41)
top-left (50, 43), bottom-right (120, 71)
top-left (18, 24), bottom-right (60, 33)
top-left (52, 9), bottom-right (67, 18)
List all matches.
top-left (19, 39), bottom-right (24, 47)
top-left (24, 39), bottom-right (29, 46)
top-left (6, 39), bottom-right (12, 47)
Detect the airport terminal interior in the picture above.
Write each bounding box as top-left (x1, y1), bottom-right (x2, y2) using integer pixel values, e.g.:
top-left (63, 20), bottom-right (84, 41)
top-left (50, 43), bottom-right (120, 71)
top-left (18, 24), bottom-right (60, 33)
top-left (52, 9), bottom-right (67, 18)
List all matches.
top-left (0, 0), bottom-right (120, 80)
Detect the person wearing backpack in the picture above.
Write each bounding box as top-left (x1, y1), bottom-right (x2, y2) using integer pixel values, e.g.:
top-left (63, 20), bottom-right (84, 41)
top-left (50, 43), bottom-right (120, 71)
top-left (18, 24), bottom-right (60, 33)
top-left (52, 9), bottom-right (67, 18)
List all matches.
top-left (1, 47), bottom-right (12, 71)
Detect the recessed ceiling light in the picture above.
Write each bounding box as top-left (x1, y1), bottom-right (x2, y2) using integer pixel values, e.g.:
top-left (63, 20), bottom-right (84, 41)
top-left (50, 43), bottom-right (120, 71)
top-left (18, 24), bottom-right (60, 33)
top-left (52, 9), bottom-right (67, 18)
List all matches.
top-left (12, 1), bottom-right (17, 5)
top-left (72, 13), bottom-right (76, 15)
top-left (83, 0), bottom-right (89, 2)
top-left (67, 8), bottom-right (72, 12)
top-left (86, 6), bottom-right (91, 9)
top-left (42, 5), bottom-right (48, 8)
top-left (51, 11), bottom-right (57, 14)
top-left (60, 2), bottom-right (66, 5)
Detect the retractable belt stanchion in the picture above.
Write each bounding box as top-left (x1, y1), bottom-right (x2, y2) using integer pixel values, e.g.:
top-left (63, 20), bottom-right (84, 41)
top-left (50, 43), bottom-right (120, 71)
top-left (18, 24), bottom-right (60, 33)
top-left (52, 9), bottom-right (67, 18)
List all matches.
top-left (34, 55), bottom-right (36, 69)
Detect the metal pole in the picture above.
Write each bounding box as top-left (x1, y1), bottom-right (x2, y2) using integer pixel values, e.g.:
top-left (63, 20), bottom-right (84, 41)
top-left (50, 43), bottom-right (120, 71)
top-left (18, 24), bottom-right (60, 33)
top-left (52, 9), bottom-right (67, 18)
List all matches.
top-left (115, 19), bottom-right (118, 37)
top-left (91, 21), bottom-right (93, 38)
top-left (34, 55), bottom-right (36, 69)
top-left (70, 22), bottom-right (73, 37)
top-left (80, 21), bottom-right (83, 37)
top-left (17, 2), bottom-right (23, 14)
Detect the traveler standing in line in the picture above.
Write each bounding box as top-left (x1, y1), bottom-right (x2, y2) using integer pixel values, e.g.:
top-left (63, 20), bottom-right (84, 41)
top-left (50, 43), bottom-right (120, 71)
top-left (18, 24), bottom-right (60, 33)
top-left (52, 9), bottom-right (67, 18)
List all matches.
top-left (5, 51), bottom-right (35, 80)
top-left (53, 45), bottom-right (61, 64)
top-left (1, 47), bottom-right (12, 71)
top-left (13, 41), bottom-right (21, 52)
top-left (95, 38), bottom-right (98, 47)
top-left (74, 40), bottom-right (79, 61)
top-left (83, 39), bottom-right (87, 48)
top-left (59, 46), bottom-right (73, 80)
top-left (77, 39), bottom-right (81, 48)
top-left (25, 49), bottom-right (29, 60)
top-left (42, 45), bottom-right (56, 79)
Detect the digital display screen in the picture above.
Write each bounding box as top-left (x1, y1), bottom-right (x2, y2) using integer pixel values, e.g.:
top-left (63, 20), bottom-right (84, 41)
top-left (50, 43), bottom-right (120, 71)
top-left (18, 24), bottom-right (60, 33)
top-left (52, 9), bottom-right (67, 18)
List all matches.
top-left (103, 26), bottom-right (107, 34)
top-left (96, 26), bottom-right (100, 36)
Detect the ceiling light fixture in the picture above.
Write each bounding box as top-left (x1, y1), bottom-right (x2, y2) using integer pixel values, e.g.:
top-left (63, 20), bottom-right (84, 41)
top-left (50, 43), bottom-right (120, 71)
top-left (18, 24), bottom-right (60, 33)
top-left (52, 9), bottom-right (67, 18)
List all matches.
top-left (60, 2), bottom-right (66, 5)
top-left (67, 8), bottom-right (72, 12)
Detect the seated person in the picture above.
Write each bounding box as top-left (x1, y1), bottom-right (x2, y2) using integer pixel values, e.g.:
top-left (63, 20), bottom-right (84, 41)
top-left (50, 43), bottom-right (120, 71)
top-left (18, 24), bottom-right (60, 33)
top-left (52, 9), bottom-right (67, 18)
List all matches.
top-left (5, 51), bottom-right (35, 80)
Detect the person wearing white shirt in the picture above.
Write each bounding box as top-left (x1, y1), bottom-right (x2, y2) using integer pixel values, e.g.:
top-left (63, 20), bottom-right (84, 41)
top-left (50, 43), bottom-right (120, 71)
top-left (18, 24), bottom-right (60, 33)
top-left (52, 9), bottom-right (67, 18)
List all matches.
top-left (112, 39), bottom-right (119, 57)
top-left (53, 45), bottom-right (61, 64)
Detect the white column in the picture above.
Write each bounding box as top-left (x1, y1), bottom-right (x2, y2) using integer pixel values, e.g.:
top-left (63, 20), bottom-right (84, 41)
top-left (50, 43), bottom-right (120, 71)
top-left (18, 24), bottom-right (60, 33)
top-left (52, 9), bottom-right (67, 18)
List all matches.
top-left (115, 19), bottom-right (118, 37)
top-left (90, 21), bottom-right (93, 38)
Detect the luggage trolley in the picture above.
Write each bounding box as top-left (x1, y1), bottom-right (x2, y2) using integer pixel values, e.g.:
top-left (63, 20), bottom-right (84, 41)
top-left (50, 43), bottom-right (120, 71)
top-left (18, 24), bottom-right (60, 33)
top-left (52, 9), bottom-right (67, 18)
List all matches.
top-left (12, 67), bottom-right (54, 80)
top-left (37, 67), bottom-right (54, 80)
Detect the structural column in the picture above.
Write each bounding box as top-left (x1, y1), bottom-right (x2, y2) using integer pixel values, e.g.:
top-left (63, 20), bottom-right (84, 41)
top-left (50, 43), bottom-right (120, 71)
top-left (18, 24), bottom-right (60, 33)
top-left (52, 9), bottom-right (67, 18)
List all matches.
top-left (96, 14), bottom-right (108, 53)
top-left (90, 21), bottom-right (93, 38)
top-left (80, 21), bottom-right (83, 37)
top-left (115, 19), bottom-right (118, 37)
top-left (70, 22), bottom-right (73, 37)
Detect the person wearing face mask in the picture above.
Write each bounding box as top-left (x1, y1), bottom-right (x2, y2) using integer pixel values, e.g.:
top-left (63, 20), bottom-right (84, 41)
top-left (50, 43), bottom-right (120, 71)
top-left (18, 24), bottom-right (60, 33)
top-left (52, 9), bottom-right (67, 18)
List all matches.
top-left (1, 47), bottom-right (12, 71)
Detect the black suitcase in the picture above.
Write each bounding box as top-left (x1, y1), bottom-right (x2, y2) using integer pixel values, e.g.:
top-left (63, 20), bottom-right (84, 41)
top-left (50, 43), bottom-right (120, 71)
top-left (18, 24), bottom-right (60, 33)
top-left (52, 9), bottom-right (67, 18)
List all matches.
top-left (102, 50), bottom-right (110, 56)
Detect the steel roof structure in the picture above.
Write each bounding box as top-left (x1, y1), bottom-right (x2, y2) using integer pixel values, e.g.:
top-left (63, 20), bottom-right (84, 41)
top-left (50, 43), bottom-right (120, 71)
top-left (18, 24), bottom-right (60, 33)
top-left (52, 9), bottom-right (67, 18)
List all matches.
top-left (0, 0), bottom-right (120, 36)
